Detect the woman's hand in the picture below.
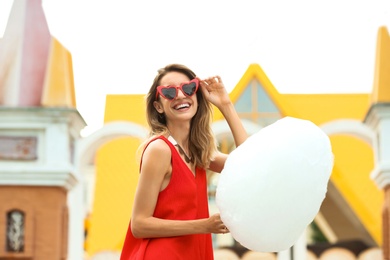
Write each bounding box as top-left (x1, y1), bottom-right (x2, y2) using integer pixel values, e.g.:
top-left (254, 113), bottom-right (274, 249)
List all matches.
top-left (199, 76), bottom-right (231, 109)
top-left (199, 75), bottom-right (248, 149)
top-left (205, 213), bottom-right (230, 234)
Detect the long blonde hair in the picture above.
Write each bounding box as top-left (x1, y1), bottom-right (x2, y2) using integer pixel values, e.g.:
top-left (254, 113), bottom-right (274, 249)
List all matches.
top-left (143, 64), bottom-right (218, 168)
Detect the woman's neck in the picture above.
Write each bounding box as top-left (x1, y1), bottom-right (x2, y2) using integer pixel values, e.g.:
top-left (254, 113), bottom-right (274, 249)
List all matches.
top-left (166, 123), bottom-right (190, 148)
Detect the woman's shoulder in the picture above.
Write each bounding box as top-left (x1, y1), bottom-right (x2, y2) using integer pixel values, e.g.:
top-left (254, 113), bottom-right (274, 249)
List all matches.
top-left (140, 136), bottom-right (172, 169)
top-left (144, 135), bottom-right (171, 154)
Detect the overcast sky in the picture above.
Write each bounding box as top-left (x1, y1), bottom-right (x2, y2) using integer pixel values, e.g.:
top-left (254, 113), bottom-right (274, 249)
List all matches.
top-left (1, 0), bottom-right (389, 135)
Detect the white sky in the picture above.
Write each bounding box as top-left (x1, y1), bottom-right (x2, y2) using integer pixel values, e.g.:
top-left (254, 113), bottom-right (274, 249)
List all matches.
top-left (1, 0), bottom-right (390, 135)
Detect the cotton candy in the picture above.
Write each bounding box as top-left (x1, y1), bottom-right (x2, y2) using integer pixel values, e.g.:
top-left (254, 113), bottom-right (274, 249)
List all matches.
top-left (216, 117), bottom-right (333, 252)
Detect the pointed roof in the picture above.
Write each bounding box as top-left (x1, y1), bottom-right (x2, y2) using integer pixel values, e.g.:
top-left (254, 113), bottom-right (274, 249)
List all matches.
top-left (371, 26), bottom-right (390, 103)
top-left (0, 0), bottom-right (50, 106)
top-left (41, 37), bottom-right (76, 107)
top-left (214, 63), bottom-right (299, 120)
top-left (0, 0), bottom-right (76, 108)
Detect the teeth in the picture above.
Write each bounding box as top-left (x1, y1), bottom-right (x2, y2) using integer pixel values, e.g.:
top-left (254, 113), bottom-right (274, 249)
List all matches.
top-left (175, 103), bottom-right (190, 110)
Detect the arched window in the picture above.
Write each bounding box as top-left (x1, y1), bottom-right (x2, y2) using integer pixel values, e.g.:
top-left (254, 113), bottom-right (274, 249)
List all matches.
top-left (6, 210), bottom-right (25, 252)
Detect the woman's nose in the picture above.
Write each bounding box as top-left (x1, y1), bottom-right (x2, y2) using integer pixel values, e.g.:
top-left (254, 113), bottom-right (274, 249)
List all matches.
top-left (176, 88), bottom-right (186, 98)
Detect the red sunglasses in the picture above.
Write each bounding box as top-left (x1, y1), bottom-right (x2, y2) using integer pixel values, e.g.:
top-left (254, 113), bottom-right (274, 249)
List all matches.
top-left (155, 78), bottom-right (199, 100)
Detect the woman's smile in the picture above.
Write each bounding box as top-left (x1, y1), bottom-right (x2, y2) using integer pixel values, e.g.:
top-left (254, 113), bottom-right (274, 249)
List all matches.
top-left (173, 102), bottom-right (191, 111)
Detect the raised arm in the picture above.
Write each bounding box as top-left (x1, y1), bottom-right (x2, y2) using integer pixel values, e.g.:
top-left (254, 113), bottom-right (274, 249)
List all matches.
top-left (199, 76), bottom-right (248, 172)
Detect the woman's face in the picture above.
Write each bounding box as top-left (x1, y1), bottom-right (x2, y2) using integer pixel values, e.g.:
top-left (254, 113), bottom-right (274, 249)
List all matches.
top-left (153, 71), bottom-right (198, 124)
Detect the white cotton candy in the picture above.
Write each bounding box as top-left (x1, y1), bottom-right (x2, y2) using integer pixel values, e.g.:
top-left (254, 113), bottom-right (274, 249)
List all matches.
top-left (216, 117), bottom-right (334, 252)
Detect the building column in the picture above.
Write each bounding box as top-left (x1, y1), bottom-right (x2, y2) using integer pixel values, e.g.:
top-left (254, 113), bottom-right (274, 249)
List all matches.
top-left (364, 103), bottom-right (390, 260)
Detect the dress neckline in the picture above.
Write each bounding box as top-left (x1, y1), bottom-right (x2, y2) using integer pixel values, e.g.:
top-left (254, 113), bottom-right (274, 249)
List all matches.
top-left (166, 135), bottom-right (196, 177)
top-left (167, 135), bottom-right (192, 163)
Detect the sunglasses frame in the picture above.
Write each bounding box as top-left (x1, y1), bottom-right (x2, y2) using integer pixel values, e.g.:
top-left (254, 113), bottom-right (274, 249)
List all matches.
top-left (155, 78), bottom-right (199, 100)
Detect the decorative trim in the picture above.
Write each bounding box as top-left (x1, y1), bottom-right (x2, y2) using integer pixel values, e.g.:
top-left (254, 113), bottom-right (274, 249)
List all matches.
top-left (0, 171), bottom-right (77, 190)
top-left (320, 119), bottom-right (375, 146)
top-left (364, 103), bottom-right (390, 127)
top-left (76, 121), bottom-right (148, 166)
top-left (370, 162), bottom-right (390, 189)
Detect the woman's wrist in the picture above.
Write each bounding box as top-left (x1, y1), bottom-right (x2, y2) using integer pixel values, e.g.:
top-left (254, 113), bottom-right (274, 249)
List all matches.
top-left (218, 101), bottom-right (235, 116)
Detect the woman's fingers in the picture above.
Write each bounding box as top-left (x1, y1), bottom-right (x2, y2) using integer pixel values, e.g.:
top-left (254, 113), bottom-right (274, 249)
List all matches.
top-left (220, 224), bottom-right (229, 234)
top-left (201, 76), bottom-right (221, 86)
top-left (210, 213), bottom-right (229, 234)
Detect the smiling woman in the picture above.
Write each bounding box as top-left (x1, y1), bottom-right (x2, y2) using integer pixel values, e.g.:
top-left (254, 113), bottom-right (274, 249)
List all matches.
top-left (119, 64), bottom-right (248, 260)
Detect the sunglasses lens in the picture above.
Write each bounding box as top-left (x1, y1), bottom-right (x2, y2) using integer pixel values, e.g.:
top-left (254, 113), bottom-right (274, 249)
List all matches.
top-left (161, 87), bottom-right (177, 100)
top-left (182, 82), bottom-right (197, 96)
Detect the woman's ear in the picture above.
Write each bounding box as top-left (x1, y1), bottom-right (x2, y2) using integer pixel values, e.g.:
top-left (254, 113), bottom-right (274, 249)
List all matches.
top-left (153, 101), bottom-right (164, 114)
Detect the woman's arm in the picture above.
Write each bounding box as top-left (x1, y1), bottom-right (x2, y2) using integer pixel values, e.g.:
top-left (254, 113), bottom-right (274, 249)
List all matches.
top-left (218, 101), bottom-right (248, 146)
top-left (200, 76), bottom-right (248, 172)
top-left (131, 139), bottom-right (228, 238)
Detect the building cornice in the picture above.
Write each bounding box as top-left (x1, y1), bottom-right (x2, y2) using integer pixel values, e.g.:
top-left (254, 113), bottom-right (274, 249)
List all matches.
top-left (364, 103), bottom-right (390, 127)
top-left (0, 170), bottom-right (78, 190)
top-left (370, 162), bottom-right (390, 189)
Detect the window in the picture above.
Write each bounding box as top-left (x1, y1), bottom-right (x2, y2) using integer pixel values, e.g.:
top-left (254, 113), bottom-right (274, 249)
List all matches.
top-left (6, 210), bottom-right (25, 253)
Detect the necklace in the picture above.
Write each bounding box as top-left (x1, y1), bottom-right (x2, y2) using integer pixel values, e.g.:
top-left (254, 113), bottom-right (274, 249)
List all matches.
top-left (167, 135), bottom-right (192, 163)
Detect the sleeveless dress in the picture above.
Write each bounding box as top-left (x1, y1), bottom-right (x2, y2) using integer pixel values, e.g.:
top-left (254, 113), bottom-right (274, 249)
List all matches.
top-left (120, 136), bottom-right (214, 260)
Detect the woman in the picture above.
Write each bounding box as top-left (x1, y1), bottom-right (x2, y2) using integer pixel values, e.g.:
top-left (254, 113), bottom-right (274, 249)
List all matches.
top-left (120, 64), bottom-right (247, 260)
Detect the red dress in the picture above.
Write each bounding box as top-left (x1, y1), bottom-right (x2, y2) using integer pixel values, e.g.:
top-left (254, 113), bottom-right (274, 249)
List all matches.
top-left (120, 136), bottom-right (214, 260)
